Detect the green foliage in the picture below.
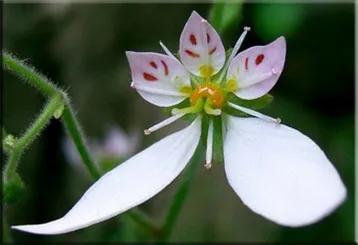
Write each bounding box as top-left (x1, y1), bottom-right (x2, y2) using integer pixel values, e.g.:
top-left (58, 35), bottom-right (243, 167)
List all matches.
top-left (253, 4), bottom-right (305, 41)
top-left (209, 0), bottom-right (243, 35)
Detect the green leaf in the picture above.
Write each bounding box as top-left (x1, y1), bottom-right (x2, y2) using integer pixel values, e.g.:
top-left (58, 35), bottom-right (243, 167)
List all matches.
top-left (209, 0), bottom-right (243, 35)
top-left (3, 172), bottom-right (25, 204)
top-left (224, 93), bottom-right (274, 116)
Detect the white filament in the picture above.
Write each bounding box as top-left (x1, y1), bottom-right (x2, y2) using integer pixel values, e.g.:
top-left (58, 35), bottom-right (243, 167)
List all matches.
top-left (144, 114), bottom-right (185, 135)
top-left (159, 41), bottom-right (178, 60)
top-left (217, 26), bottom-right (251, 84)
top-left (205, 118), bottom-right (214, 169)
top-left (132, 83), bottom-right (188, 97)
top-left (227, 102), bottom-right (281, 124)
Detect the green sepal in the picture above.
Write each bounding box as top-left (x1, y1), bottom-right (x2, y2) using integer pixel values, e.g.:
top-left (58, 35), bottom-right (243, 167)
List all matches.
top-left (212, 116), bottom-right (224, 164)
top-left (224, 93), bottom-right (274, 117)
top-left (3, 172), bottom-right (26, 204)
top-left (199, 115), bottom-right (210, 149)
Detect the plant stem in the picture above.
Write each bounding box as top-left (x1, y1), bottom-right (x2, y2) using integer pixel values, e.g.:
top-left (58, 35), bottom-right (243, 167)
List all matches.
top-left (2, 51), bottom-right (160, 239)
top-left (3, 95), bottom-right (63, 183)
top-left (125, 209), bottom-right (160, 237)
top-left (3, 51), bottom-right (101, 180)
top-left (3, 52), bottom-right (60, 97)
top-left (61, 104), bottom-right (101, 180)
top-left (2, 215), bottom-right (12, 243)
top-left (157, 146), bottom-right (203, 242)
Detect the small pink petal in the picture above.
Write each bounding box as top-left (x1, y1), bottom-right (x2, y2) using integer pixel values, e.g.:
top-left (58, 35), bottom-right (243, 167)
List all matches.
top-left (126, 51), bottom-right (190, 107)
top-left (227, 36), bottom-right (286, 99)
top-left (179, 11), bottom-right (225, 77)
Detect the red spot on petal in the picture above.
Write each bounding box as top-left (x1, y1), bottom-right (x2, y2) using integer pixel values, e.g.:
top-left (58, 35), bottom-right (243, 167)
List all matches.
top-left (149, 61), bottom-right (157, 69)
top-left (143, 72), bottom-right (157, 82)
top-left (209, 46), bottom-right (217, 55)
top-left (255, 54), bottom-right (265, 65)
top-left (161, 60), bottom-right (169, 76)
top-left (190, 34), bottom-right (197, 45)
top-left (245, 57), bottom-right (249, 70)
top-left (207, 33), bottom-right (211, 43)
top-left (185, 49), bottom-right (200, 58)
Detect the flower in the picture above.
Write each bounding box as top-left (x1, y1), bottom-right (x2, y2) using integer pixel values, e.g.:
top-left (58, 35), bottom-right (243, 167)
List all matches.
top-left (13, 11), bottom-right (346, 235)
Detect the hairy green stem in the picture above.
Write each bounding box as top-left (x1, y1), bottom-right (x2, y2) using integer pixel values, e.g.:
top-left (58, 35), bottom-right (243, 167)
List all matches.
top-left (2, 51), bottom-right (101, 180)
top-left (3, 52), bottom-right (59, 97)
top-left (3, 51), bottom-right (156, 237)
top-left (61, 104), bottom-right (101, 179)
top-left (3, 95), bottom-right (63, 183)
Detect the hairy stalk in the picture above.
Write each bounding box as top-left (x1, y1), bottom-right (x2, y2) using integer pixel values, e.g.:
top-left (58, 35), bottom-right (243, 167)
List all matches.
top-left (2, 51), bottom-right (158, 236)
top-left (3, 52), bottom-right (60, 97)
top-left (3, 95), bottom-right (63, 183)
top-left (2, 51), bottom-right (101, 179)
top-left (61, 103), bottom-right (101, 180)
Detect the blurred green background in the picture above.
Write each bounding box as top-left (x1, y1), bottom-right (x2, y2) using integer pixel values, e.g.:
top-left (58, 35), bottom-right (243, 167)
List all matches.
top-left (2, 2), bottom-right (354, 243)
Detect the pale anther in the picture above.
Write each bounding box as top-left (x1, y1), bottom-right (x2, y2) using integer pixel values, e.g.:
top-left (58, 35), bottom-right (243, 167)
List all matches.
top-left (204, 162), bottom-right (212, 169)
top-left (244, 26), bottom-right (251, 31)
top-left (130, 82), bottom-right (135, 88)
top-left (271, 68), bottom-right (278, 75)
top-left (144, 113), bottom-right (185, 135)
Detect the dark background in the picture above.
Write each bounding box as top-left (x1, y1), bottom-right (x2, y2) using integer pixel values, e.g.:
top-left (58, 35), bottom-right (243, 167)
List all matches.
top-left (2, 3), bottom-right (354, 243)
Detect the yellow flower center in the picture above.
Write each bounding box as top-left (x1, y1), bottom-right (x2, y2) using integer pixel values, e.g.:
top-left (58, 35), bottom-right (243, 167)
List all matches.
top-left (190, 83), bottom-right (225, 109)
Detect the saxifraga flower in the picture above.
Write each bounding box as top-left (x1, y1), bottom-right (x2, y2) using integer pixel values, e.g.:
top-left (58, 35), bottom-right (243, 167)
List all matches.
top-left (13, 11), bottom-right (346, 235)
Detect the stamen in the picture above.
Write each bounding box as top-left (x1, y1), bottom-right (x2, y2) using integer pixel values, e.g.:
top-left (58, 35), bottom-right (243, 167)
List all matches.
top-left (204, 99), bottom-right (222, 116)
top-left (217, 26), bottom-right (251, 84)
top-left (227, 102), bottom-right (281, 124)
top-left (205, 118), bottom-right (214, 169)
top-left (132, 83), bottom-right (189, 97)
top-left (159, 41), bottom-right (178, 60)
top-left (172, 98), bottom-right (205, 115)
top-left (144, 113), bottom-right (185, 135)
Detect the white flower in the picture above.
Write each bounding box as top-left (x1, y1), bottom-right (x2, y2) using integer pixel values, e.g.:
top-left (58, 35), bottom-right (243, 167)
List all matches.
top-left (13, 11), bottom-right (346, 235)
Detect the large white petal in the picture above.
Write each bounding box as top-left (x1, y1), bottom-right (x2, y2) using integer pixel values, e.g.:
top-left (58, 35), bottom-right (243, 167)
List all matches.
top-left (224, 116), bottom-right (346, 227)
top-left (13, 117), bottom-right (202, 235)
